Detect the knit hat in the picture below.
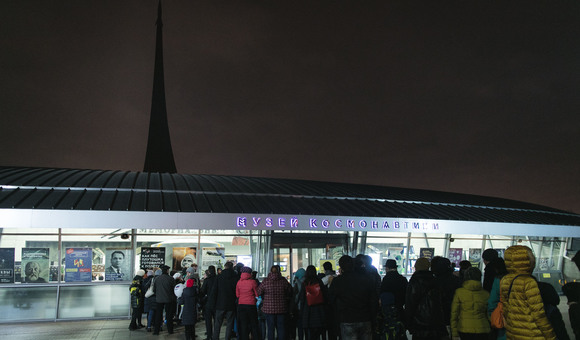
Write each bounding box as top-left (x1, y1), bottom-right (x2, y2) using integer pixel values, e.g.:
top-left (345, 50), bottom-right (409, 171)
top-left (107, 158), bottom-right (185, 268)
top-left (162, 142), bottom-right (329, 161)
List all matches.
top-left (155, 269), bottom-right (162, 276)
top-left (186, 279), bottom-right (195, 288)
top-left (186, 266), bottom-right (196, 274)
top-left (294, 268), bottom-right (306, 280)
top-left (147, 270), bottom-right (154, 277)
top-left (414, 257), bottom-right (431, 271)
top-left (136, 269), bottom-right (145, 277)
top-left (173, 272), bottom-right (182, 280)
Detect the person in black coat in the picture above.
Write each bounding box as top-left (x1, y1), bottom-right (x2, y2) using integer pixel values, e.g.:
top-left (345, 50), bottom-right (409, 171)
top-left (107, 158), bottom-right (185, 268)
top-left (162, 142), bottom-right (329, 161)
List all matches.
top-left (201, 265), bottom-right (217, 340)
top-left (209, 261), bottom-right (238, 340)
top-left (153, 265), bottom-right (176, 335)
top-left (329, 255), bottom-right (379, 339)
top-left (482, 248), bottom-right (499, 293)
top-left (182, 278), bottom-right (198, 340)
top-left (405, 257), bottom-right (446, 340)
top-left (537, 280), bottom-right (570, 340)
top-left (381, 259), bottom-right (408, 319)
top-left (562, 282), bottom-right (580, 339)
top-left (431, 256), bottom-right (461, 333)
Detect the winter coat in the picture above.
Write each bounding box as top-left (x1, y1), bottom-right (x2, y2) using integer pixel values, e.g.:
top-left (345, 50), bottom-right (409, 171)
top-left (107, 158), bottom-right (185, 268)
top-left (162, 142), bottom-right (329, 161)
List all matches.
top-left (209, 267), bottom-right (238, 311)
top-left (236, 272), bottom-right (258, 305)
top-left (434, 271), bottom-right (462, 326)
top-left (256, 272), bottom-right (292, 314)
top-left (404, 270), bottom-right (447, 338)
top-left (537, 281), bottom-right (569, 340)
top-left (487, 277), bottom-right (506, 340)
top-left (129, 275), bottom-right (144, 309)
top-left (200, 273), bottom-right (217, 311)
top-left (181, 286), bottom-right (198, 326)
top-left (450, 279), bottom-right (491, 337)
top-left (329, 268), bottom-right (379, 324)
top-left (381, 270), bottom-right (408, 317)
top-left (143, 276), bottom-right (156, 312)
top-left (299, 277), bottom-right (328, 328)
top-left (569, 303), bottom-right (580, 339)
top-left (500, 245), bottom-right (555, 340)
top-left (153, 273), bottom-right (176, 304)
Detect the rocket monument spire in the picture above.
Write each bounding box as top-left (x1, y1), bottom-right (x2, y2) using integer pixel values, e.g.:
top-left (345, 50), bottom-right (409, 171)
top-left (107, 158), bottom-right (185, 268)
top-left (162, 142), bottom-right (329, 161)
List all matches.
top-left (143, 0), bottom-right (177, 173)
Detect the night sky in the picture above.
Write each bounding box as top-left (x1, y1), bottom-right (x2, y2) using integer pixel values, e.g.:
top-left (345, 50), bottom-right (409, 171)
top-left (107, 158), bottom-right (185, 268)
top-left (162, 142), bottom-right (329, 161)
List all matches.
top-left (1, 1), bottom-right (579, 213)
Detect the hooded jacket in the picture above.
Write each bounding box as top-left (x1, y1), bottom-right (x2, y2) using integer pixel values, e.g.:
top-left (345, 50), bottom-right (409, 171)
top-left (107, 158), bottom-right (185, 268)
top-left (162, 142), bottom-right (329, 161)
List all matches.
top-left (450, 279), bottom-right (490, 337)
top-left (236, 272), bottom-right (258, 305)
top-left (500, 245), bottom-right (555, 340)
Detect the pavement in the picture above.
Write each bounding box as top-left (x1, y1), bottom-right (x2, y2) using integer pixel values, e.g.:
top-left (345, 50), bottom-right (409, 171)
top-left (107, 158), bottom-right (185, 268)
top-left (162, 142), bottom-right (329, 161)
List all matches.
top-left (0, 298), bottom-right (574, 340)
top-left (0, 318), bottom-right (208, 340)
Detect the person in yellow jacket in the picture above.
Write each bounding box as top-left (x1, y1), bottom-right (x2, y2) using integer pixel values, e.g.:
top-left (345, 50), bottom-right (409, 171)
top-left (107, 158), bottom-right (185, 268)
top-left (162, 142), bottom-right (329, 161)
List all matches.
top-left (500, 245), bottom-right (555, 340)
top-left (450, 267), bottom-right (490, 340)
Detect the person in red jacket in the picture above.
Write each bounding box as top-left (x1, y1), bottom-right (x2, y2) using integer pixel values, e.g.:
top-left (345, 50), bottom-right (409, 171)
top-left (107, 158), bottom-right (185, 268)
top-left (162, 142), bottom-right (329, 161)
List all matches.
top-left (236, 266), bottom-right (260, 340)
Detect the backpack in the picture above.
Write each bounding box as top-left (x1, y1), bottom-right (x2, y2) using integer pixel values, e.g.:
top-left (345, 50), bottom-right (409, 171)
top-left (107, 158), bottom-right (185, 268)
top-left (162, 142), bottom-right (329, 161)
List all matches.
top-left (130, 281), bottom-right (142, 309)
top-left (305, 282), bottom-right (324, 306)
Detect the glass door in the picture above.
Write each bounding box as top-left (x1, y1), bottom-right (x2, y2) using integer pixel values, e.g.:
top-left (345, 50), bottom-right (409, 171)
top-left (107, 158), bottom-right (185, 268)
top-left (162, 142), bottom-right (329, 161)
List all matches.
top-left (269, 232), bottom-right (348, 282)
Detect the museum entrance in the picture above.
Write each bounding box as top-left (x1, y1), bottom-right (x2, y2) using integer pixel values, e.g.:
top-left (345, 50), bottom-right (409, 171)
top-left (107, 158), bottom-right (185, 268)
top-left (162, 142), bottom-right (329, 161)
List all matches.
top-left (269, 232), bottom-right (349, 282)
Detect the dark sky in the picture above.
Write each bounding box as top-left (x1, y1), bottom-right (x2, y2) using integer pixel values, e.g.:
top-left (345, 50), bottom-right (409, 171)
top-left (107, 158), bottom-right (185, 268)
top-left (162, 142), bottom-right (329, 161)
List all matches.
top-left (1, 0), bottom-right (579, 213)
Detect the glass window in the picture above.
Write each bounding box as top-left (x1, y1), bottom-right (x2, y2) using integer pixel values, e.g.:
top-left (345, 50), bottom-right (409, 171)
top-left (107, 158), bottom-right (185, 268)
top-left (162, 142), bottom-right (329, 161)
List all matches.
top-left (58, 285), bottom-right (128, 318)
top-left (0, 286), bottom-right (57, 321)
top-left (61, 234), bottom-right (132, 283)
top-left (0, 232), bottom-right (59, 283)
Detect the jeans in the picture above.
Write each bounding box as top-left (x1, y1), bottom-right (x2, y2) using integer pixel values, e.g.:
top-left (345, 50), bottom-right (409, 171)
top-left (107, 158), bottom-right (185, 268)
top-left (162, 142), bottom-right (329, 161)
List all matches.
top-left (147, 310), bottom-right (155, 329)
top-left (265, 313), bottom-right (286, 340)
top-left (213, 309), bottom-right (235, 340)
top-left (340, 321), bottom-right (372, 340)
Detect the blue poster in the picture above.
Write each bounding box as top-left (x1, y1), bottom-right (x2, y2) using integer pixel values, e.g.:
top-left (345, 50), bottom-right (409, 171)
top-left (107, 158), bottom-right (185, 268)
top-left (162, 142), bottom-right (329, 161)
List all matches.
top-left (65, 248), bottom-right (92, 282)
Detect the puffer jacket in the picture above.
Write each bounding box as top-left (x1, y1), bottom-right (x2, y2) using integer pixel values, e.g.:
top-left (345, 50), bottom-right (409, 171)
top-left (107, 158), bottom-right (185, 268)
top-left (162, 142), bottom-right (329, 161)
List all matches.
top-left (236, 272), bottom-right (258, 305)
top-left (500, 245), bottom-right (555, 340)
top-left (450, 279), bottom-right (490, 337)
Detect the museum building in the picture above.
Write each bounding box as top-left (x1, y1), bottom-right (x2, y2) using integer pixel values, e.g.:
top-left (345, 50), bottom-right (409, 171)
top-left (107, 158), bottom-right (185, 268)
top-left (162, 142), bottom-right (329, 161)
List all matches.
top-left (0, 1), bottom-right (578, 323)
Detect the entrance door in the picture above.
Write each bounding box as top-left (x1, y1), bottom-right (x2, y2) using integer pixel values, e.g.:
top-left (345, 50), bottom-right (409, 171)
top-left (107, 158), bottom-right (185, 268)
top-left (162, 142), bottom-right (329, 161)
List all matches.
top-left (269, 232), bottom-right (348, 282)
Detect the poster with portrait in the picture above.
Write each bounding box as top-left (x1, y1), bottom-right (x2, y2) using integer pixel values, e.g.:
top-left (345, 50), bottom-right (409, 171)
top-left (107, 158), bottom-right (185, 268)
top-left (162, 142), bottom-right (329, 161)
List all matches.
top-left (172, 247), bottom-right (196, 273)
top-left (419, 248), bottom-right (435, 260)
top-left (448, 248), bottom-right (463, 268)
top-left (201, 247), bottom-right (226, 272)
top-left (141, 247), bottom-right (166, 269)
top-left (21, 248), bottom-right (49, 283)
top-left (65, 248), bottom-right (92, 282)
top-left (0, 248), bottom-right (15, 283)
top-left (105, 248), bottom-right (131, 281)
top-left (469, 248), bottom-right (482, 266)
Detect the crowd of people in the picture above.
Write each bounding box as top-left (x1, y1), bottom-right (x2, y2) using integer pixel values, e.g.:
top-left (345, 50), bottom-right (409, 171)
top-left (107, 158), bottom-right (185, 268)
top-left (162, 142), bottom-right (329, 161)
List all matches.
top-left (126, 247), bottom-right (580, 340)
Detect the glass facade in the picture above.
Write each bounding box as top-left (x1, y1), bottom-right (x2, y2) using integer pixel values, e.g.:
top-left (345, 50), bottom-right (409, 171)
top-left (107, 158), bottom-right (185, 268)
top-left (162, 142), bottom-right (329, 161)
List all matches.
top-left (0, 227), bottom-right (578, 322)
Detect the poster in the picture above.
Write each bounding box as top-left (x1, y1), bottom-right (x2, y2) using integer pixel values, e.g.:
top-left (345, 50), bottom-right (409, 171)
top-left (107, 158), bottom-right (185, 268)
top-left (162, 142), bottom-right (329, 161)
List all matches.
top-left (65, 248), bottom-right (92, 282)
top-left (105, 248), bottom-right (131, 281)
top-left (469, 248), bottom-right (482, 266)
top-left (91, 248), bottom-right (105, 282)
top-left (141, 247), bottom-right (166, 269)
top-left (419, 248), bottom-right (435, 260)
top-left (22, 248), bottom-right (49, 283)
top-left (201, 247), bottom-right (225, 272)
top-left (0, 248), bottom-right (15, 283)
top-left (448, 248), bottom-right (463, 268)
top-left (172, 247), bottom-right (197, 272)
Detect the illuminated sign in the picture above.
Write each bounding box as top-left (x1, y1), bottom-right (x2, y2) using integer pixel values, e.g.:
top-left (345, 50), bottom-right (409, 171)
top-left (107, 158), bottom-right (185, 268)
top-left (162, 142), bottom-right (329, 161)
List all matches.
top-left (235, 215), bottom-right (440, 232)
